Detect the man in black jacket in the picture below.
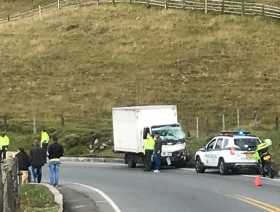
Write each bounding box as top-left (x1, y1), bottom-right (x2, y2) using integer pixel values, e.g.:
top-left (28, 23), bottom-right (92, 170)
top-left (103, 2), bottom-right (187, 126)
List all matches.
top-left (16, 147), bottom-right (31, 184)
top-left (30, 139), bottom-right (45, 183)
top-left (48, 135), bottom-right (64, 186)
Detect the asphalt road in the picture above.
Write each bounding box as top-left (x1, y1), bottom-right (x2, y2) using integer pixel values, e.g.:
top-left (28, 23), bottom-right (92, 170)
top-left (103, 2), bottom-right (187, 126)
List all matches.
top-left (56, 162), bottom-right (280, 212)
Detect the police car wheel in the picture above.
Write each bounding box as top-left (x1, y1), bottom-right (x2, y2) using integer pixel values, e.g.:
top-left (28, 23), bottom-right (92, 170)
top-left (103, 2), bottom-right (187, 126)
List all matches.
top-left (195, 157), bottom-right (205, 173)
top-left (218, 159), bottom-right (228, 175)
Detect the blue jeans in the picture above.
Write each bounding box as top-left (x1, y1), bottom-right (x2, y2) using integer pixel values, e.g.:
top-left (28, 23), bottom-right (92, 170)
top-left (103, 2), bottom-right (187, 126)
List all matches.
top-left (31, 166), bottom-right (42, 183)
top-left (154, 154), bottom-right (161, 170)
top-left (49, 161), bottom-right (60, 186)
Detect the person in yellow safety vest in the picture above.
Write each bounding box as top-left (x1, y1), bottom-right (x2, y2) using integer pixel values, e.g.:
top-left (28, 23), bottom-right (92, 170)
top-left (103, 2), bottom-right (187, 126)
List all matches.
top-left (0, 135), bottom-right (4, 162)
top-left (41, 130), bottom-right (50, 163)
top-left (143, 129), bottom-right (155, 171)
top-left (253, 139), bottom-right (272, 162)
top-left (2, 133), bottom-right (10, 160)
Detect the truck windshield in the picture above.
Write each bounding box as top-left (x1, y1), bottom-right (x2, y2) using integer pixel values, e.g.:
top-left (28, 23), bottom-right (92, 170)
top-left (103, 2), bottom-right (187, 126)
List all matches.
top-left (151, 124), bottom-right (185, 142)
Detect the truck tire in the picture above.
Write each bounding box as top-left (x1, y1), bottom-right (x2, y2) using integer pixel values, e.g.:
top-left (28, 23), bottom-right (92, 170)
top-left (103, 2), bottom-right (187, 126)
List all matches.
top-left (128, 158), bottom-right (136, 168)
top-left (218, 158), bottom-right (228, 175)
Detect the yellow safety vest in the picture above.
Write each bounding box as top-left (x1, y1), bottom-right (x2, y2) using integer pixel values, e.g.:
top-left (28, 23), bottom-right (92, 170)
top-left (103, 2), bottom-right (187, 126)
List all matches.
top-left (3, 135), bottom-right (10, 146)
top-left (41, 131), bottom-right (49, 144)
top-left (144, 135), bottom-right (155, 151)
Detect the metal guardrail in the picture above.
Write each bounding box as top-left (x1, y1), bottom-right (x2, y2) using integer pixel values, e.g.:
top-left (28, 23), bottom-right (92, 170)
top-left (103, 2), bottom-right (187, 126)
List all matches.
top-left (0, 159), bottom-right (20, 212)
top-left (0, 0), bottom-right (279, 25)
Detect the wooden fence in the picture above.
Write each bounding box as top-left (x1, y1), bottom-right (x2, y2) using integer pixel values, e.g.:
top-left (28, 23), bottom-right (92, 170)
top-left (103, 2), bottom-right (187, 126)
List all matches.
top-left (0, 0), bottom-right (280, 25)
top-left (0, 159), bottom-right (20, 212)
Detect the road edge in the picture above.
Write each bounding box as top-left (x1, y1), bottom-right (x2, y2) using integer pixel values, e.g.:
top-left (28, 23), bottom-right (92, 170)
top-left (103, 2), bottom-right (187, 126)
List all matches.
top-left (72, 183), bottom-right (122, 212)
top-left (61, 156), bottom-right (124, 164)
top-left (34, 183), bottom-right (63, 212)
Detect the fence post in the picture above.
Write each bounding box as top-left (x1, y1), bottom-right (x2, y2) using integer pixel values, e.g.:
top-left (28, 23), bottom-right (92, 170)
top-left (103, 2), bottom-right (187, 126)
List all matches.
top-left (253, 111), bottom-right (257, 128)
top-left (112, 0), bottom-right (115, 6)
top-left (165, 0), bottom-right (168, 9)
top-left (275, 116), bottom-right (279, 130)
top-left (33, 114), bottom-right (37, 135)
top-left (57, 0), bottom-right (60, 10)
top-left (237, 109), bottom-right (240, 128)
top-left (97, 0), bottom-right (99, 6)
top-left (221, 0), bottom-right (224, 13)
top-left (222, 114), bottom-right (225, 131)
top-left (196, 117), bottom-right (199, 138)
top-left (204, 0), bottom-right (208, 14)
top-left (7, 15), bottom-right (10, 21)
top-left (39, 5), bottom-right (42, 18)
top-left (241, 0), bottom-right (245, 15)
top-left (60, 113), bottom-right (65, 127)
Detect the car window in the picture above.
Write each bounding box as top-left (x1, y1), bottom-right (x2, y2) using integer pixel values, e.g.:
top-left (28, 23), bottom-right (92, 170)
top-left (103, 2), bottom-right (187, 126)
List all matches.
top-left (223, 139), bottom-right (229, 149)
top-left (234, 138), bottom-right (261, 151)
top-left (215, 138), bottom-right (223, 150)
top-left (206, 139), bottom-right (216, 151)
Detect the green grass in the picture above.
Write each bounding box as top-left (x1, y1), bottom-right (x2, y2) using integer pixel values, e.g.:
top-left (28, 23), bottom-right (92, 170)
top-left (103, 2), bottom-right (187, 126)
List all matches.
top-left (1, 3), bottom-right (280, 166)
top-left (19, 184), bottom-right (59, 212)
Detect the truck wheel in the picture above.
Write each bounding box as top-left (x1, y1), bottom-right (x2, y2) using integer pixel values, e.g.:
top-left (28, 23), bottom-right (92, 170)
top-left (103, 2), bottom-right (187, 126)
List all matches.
top-left (195, 157), bottom-right (205, 173)
top-left (128, 159), bottom-right (136, 168)
top-left (218, 158), bottom-right (228, 175)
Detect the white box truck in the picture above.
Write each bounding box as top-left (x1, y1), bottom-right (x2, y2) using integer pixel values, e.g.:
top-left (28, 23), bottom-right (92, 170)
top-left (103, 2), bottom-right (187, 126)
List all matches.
top-left (112, 105), bottom-right (187, 168)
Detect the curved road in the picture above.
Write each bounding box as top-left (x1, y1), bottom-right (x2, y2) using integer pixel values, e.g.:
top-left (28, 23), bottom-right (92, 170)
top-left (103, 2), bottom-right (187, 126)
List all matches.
top-left (57, 162), bottom-right (280, 212)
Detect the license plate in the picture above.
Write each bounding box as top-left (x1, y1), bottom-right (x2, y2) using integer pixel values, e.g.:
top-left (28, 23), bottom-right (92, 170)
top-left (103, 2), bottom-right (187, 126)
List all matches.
top-left (166, 157), bottom-right (171, 165)
top-left (161, 152), bottom-right (172, 157)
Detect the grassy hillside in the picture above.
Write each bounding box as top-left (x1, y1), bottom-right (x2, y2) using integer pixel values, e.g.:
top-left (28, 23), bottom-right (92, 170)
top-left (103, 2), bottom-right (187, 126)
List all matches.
top-left (0, 4), bottom-right (280, 169)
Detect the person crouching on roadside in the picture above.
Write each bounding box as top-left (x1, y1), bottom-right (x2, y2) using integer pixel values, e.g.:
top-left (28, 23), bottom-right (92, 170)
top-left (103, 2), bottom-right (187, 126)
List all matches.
top-left (48, 135), bottom-right (64, 187)
top-left (16, 147), bottom-right (31, 184)
top-left (30, 139), bottom-right (45, 183)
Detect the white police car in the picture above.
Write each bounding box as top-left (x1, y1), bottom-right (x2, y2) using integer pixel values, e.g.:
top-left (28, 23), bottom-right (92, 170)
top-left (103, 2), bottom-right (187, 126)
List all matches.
top-left (195, 131), bottom-right (261, 175)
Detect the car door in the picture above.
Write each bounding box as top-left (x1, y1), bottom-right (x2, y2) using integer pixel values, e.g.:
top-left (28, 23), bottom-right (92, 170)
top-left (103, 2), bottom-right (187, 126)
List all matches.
top-left (212, 137), bottom-right (223, 167)
top-left (204, 138), bottom-right (217, 166)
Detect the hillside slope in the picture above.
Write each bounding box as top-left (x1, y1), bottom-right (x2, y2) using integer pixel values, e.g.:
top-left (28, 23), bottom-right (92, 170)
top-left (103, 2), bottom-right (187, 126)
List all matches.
top-left (1, 5), bottom-right (280, 164)
top-left (1, 5), bottom-right (280, 124)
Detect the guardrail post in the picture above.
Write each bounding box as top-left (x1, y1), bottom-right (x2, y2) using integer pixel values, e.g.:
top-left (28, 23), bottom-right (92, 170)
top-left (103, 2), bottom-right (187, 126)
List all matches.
top-left (57, 0), bottom-right (60, 10)
top-left (112, 0), bottom-right (115, 6)
top-left (221, 0), bottom-right (224, 13)
top-left (204, 0), bottom-right (208, 14)
top-left (182, 0), bottom-right (185, 9)
top-left (262, 4), bottom-right (265, 16)
top-left (7, 15), bottom-right (10, 21)
top-left (97, 0), bottom-right (100, 7)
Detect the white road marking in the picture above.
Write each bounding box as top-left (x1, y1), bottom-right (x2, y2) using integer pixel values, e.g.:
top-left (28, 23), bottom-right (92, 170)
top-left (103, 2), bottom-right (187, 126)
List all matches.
top-left (180, 168), bottom-right (195, 171)
top-left (73, 183), bottom-right (122, 212)
top-left (72, 205), bottom-right (86, 209)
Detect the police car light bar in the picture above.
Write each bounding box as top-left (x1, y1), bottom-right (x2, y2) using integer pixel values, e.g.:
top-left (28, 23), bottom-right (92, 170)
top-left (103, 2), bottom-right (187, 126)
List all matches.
top-left (220, 131), bottom-right (251, 136)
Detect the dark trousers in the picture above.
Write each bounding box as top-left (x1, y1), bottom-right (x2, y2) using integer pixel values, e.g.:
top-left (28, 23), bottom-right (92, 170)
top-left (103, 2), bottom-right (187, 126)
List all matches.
top-left (32, 166), bottom-right (42, 183)
top-left (42, 143), bottom-right (48, 163)
top-left (144, 150), bottom-right (153, 171)
top-left (2, 146), bottom-right (8, 159)
top-left (154, 153), bottom-right (161, 170)
top-left (0, 150), bottom-right (2, 161)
